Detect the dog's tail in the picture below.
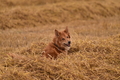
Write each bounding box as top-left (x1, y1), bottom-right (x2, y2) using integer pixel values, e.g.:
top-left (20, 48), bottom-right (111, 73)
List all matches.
top-left (7, 53), bottom-right (27, 60)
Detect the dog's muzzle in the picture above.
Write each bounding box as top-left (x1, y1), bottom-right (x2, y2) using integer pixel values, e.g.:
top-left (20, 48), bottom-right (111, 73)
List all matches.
top-left (64, 41), bottom-right (71, 47)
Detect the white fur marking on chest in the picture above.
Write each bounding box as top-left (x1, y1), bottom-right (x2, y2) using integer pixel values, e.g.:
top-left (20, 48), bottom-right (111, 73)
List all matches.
top-left (65, 47), bottom-right (70, 51)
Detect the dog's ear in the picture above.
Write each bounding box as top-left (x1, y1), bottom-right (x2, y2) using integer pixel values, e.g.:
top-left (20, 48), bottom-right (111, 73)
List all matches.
top-left (55, 29), bottom-right (60, 36)
top-left (64, 26), bottom-right (69, 33)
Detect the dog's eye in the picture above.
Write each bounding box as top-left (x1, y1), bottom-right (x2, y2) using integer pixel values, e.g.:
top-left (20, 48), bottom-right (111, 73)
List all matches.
top-left (62, 38), bottom-right (65, 40)
top-left (67, 36), bottom-right (69, 38)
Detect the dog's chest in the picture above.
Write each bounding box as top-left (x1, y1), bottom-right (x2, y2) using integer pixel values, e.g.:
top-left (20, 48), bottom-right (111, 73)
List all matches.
top-left (65, 47), bottom-right (70, 51)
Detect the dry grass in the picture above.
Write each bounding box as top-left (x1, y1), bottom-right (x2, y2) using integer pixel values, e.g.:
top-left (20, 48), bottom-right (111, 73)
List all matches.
top-left (0, 0), bottom-right (120, 80)
top-left (0, 0), bottom-right (120, 29)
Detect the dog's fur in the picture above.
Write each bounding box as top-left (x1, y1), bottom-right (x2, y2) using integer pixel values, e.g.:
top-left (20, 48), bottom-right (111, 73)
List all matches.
top-left (42, 27), bottom-right (71, 59)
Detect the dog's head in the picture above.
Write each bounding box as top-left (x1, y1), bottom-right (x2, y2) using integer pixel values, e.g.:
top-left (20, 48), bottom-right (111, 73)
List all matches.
top-left (53, 27), bottom-right (71, 50)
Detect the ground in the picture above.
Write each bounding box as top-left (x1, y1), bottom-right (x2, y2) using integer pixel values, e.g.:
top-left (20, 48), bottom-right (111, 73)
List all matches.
top-left (0, 0), bottom-right (120, 80)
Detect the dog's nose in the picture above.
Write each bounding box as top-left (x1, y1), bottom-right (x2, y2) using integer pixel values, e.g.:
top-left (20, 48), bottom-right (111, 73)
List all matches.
top-left (68, 41), bottom-right (71, 44)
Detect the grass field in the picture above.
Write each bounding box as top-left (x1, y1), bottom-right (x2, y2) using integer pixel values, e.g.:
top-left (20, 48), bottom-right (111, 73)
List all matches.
top-left (0, 0), bottom-right (120, 80)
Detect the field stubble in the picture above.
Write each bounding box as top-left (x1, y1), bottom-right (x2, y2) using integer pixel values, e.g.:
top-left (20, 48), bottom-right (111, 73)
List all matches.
top-left (0, 0), bottom-right (120, 80)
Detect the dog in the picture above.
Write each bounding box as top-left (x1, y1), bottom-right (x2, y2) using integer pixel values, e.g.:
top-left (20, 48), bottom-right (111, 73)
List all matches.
top-left (42, 27), bottom-right (71, 59)
top-left (8, 27), bottom-right (71, 60)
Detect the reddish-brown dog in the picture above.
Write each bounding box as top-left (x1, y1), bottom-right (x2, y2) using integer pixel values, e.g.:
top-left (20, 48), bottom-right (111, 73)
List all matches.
top-left (42, 27), bottom-right (71, 59)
